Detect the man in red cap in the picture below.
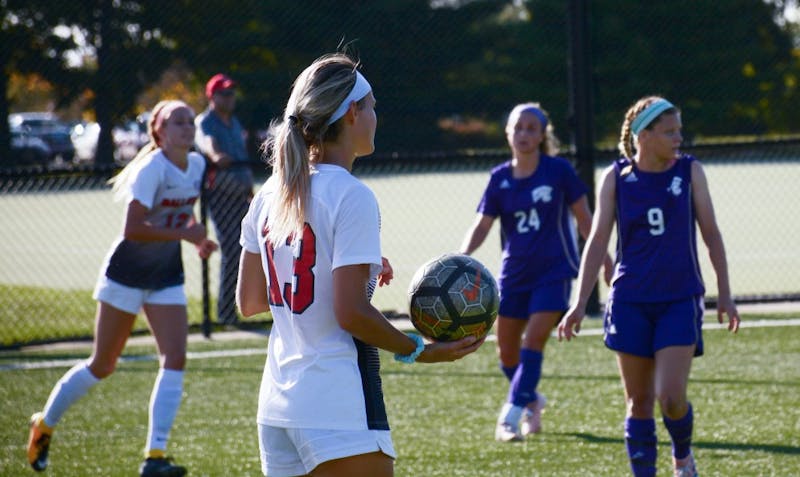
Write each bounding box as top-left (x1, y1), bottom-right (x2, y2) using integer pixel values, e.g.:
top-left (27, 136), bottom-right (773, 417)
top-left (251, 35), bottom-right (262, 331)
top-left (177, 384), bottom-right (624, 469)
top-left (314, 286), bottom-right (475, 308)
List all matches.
top-left (195, 73), bottom-right (254, 325)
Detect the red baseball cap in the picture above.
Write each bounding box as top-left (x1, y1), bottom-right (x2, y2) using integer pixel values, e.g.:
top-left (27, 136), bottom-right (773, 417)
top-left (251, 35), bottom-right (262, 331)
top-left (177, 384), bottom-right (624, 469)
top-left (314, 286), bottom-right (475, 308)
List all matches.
top-left (205, 73), bottom-right (236, 98)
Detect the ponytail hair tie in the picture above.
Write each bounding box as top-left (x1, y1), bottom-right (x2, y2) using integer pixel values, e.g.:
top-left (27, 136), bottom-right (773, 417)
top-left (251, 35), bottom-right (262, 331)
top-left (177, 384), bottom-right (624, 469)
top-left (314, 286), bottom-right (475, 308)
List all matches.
top-left (288, 115), bottom-right (299, 125)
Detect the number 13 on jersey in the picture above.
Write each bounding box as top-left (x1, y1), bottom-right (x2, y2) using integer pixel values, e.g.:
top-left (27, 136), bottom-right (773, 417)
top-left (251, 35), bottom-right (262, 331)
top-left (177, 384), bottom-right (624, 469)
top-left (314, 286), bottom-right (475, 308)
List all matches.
top-left (261, 223), bottom-right (317, 314)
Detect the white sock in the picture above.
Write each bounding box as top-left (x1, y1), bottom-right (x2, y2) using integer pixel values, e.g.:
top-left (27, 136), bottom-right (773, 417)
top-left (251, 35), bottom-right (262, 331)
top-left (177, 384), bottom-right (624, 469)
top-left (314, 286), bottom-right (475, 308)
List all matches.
top-left (498, 402), bottom-right (524, 428)
top-left (42, 362), bottom-right (100, 427)
top-left (145, 368), bottom-right (184, 454)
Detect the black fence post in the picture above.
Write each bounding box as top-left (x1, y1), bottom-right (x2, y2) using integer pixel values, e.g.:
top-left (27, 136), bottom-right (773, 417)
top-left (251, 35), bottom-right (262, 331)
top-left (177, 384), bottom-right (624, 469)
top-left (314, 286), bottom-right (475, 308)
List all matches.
top-left (567, 0), bottom-right (601, 315)
top-left (200, 169), bottom-right (212, 338)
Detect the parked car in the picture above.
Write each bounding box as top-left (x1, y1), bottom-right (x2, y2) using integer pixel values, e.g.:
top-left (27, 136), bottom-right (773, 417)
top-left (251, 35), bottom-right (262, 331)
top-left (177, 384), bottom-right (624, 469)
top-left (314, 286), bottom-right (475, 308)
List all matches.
top-left (8, 126), bottom-right (52, 165)
top-left (8, 112), bottom-right (76, 164)
top-left (70, 116), bottom-right (149, 165)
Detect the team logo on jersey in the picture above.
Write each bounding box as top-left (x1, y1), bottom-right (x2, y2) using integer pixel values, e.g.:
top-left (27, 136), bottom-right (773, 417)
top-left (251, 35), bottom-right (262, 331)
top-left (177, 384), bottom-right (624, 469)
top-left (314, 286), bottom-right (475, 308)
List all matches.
top-left (500, 179), bottom-right (511, 189)
top-left (667, 177), bottom-right (683, 196)
top-left (531, 185), bottom-right (553, 203)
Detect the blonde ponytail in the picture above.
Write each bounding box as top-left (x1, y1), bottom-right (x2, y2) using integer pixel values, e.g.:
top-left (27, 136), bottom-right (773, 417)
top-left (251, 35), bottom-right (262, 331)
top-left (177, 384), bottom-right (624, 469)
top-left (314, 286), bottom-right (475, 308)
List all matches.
top-left (264, 53), bottom-right (361, 246)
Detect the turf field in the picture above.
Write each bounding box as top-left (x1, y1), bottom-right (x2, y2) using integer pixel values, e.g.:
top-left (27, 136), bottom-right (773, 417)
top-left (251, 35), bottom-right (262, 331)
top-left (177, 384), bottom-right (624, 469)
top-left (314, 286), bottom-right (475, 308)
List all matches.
top-left (1, 315), bottom-right (798, 476)
top-left (1, 160), bottom-right (799, 345)
top-left (1, 161), bottom-right (799, 305)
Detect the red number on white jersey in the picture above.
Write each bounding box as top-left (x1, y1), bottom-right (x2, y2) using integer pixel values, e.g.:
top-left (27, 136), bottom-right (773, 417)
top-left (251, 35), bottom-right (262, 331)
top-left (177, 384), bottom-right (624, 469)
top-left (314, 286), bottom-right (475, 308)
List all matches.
top-left (263, 223), bottom-right (317, 314)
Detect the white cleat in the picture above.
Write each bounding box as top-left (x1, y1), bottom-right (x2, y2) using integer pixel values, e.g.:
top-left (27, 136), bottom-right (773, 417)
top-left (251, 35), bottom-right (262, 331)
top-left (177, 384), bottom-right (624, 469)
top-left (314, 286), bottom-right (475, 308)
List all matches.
top-left (674, 452), bottom-right (698, 477)
top-left (520, 394), bottom-right (547, 436)
top-left (494, 422), bottom-right (524, 442)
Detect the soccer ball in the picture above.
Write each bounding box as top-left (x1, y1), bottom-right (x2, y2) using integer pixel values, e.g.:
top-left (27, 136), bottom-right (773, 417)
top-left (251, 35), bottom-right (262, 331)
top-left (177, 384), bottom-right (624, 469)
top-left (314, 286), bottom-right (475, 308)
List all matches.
top-left (408, 253), bottom-right (499, 341)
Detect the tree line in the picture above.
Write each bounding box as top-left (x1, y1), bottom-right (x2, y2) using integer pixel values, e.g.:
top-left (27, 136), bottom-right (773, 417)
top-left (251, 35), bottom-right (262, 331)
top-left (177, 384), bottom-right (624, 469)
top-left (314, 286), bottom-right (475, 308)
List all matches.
top-left (2, 0), bottom-right (798, 164)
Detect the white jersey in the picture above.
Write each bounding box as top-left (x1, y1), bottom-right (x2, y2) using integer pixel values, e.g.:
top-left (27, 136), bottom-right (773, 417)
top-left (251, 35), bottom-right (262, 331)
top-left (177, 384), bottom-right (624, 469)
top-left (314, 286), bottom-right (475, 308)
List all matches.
top-left (102, 149), bottom-right (205, 289)
top-left (241, 163), bottom-right (386, 431)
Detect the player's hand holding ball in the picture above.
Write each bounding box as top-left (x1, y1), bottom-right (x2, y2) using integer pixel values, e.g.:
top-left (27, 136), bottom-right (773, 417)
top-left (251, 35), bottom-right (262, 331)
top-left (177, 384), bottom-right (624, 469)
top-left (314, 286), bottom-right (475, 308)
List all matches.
top-left (415, 334), bottom-right (486, 363)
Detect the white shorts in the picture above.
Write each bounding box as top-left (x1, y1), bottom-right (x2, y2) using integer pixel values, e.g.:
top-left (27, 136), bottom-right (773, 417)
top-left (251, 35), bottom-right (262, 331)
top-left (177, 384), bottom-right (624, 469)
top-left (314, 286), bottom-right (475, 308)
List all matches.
top-left (258, 425), bottom-right (396, 477)
top-left (93, 275), bottom-right (186, 315)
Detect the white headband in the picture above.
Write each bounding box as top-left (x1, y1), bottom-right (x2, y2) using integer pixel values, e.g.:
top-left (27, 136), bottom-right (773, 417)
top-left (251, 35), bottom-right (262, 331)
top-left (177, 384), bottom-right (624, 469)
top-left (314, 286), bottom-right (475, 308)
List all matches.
top-left (326, 71), bottom-right (372, 125)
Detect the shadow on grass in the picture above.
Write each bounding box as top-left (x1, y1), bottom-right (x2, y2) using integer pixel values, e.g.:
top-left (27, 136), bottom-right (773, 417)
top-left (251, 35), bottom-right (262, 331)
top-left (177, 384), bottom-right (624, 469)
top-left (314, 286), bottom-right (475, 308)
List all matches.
top-left (567, 432), bottom-right (800, 455)
top-left (383, 368), bottom-right (799, 388)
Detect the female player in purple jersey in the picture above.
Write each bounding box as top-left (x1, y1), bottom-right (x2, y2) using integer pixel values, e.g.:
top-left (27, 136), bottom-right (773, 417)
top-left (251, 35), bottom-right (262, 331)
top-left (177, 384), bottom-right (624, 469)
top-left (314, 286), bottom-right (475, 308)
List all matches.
top-left (236, 53), bottom-right (483, 477)
top-left (26, 100), bottom-right (218, 477)
top-left (460, 102), bottom-right (613, 442)
top-left (558, 96), bottom-right (740, 477)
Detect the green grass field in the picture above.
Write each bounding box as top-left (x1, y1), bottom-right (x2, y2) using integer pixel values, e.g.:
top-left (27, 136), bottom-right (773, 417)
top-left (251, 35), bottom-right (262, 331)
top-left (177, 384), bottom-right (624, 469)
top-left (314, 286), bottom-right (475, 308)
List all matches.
top-left (1, 315), bottom-right (798, 476)
top-left (1, 160), bottom-right (799, 346)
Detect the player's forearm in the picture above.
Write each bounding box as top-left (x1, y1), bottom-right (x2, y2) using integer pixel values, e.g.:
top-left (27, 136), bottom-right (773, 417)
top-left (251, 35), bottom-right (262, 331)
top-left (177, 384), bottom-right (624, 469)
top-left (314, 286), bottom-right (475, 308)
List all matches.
top-left (574, 235), bottom-right (609, 308)
top-left (460, 227), bottom-right (488, 255)
top-left (705, 230), bottom-right (733, 298)
top-left (124, 222), bottom-right (189, 242)
top-left (336, 302), bottom-right (416, 355)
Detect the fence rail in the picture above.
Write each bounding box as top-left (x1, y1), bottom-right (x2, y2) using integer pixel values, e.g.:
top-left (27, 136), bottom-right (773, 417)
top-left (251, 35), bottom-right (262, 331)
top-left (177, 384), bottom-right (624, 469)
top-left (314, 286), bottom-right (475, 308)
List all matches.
top-left (1, 139), bottom-right (799, 348)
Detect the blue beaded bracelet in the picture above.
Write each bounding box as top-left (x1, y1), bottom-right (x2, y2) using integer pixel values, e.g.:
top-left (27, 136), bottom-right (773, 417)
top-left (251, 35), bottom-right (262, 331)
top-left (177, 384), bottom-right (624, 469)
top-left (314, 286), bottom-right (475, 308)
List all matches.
top-left (394, 333), bottom-right (425, 364)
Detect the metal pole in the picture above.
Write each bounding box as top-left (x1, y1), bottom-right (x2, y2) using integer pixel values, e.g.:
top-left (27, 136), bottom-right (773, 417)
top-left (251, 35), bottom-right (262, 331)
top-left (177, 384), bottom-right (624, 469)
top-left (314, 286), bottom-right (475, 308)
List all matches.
top-left (567, 0), bottom-right (601, 315)
top-left (200, 171), bottom-right (212, 338)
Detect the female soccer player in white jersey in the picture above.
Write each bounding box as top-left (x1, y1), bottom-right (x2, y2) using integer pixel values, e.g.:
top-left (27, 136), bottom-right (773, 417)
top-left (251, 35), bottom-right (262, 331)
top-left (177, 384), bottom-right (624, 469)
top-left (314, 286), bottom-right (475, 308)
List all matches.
top-left (237, 53), bottom-right (484, 477)
top-left (558, 96), bottom-right (740, 477)
top-left (26, 100), bottom-right (218, 477)
top-left (460, 102), bottom-right (613, 442)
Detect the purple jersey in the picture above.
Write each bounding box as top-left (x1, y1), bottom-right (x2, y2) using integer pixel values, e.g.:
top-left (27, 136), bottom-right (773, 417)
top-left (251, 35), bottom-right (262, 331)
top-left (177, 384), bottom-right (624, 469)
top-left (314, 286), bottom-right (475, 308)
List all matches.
top-left (609, 154), bottom-right (705, 302)
top-left (477, 155), bottom-right (587, 292)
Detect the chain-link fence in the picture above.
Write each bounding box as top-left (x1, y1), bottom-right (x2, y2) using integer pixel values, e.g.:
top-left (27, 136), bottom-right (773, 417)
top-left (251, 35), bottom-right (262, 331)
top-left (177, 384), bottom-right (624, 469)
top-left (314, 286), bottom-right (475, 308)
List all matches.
top-left (3, 1), bottom-right (800, 347)
top-left (1, 140), bottom-right (799, 347)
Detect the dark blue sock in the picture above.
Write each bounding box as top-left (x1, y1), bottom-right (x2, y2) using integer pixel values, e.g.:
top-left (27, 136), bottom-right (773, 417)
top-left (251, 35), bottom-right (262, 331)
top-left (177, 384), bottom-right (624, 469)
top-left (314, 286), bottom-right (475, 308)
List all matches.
top-left (663, 403), bottom-right (693, 460)
top-left (500, 363), bottom-right (518, 381)
top-left (625, 417), bottom-right (657, 477)
top-left (507, 349), bottom-right (542, 408)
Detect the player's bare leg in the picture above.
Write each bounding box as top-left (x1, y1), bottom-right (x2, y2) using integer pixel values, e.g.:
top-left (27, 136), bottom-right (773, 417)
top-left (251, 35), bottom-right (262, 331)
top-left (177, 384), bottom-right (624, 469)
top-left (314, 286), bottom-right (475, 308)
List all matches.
top-left (496, 315), bottom-right (526, 369)
top-left (655, 345), bottom-right (696, 476)
top-left (87, 302), bottom-right (138, 378)
top-left (311, 450), bottom-right (393, 477)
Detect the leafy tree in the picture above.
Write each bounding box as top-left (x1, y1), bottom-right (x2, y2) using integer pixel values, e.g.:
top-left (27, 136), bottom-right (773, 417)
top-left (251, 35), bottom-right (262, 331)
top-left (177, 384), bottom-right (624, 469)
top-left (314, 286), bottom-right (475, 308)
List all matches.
top-left (3, 0), bottom-right (799, 164)
top-left (2, 0), bottom-right (177, 164)
top-left (1, 0), bottom-right (86, 162)
top-left (591, 0), bottom-right (800, 142)
top-left (61, 0), bottom-right (176, 163)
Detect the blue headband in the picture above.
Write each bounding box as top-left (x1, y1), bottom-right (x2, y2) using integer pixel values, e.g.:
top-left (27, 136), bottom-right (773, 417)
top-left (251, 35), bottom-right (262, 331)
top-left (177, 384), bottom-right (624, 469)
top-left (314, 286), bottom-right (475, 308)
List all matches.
top-left (509, 104), bottom-right (548, 131)
top-left (631, 99), bottom-right (675, 136)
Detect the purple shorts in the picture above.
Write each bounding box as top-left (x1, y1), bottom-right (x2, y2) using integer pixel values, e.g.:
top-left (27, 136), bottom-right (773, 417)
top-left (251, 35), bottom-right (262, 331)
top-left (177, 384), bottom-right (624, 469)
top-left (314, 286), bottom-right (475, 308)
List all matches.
top-left (498, 280), bottom-right (571, 319)
top-left (603, 296), bottom-right (705, 358)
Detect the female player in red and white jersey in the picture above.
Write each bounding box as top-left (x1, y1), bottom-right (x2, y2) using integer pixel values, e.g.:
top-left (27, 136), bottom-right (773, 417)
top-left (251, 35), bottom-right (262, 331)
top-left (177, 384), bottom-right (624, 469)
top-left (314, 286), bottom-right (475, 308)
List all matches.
top-left (237, 53), bottom-right (484, 477)
top-left (558, 96), bottom-right (740, 477)
top-left (26, 100), bottom-right (218, 477)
